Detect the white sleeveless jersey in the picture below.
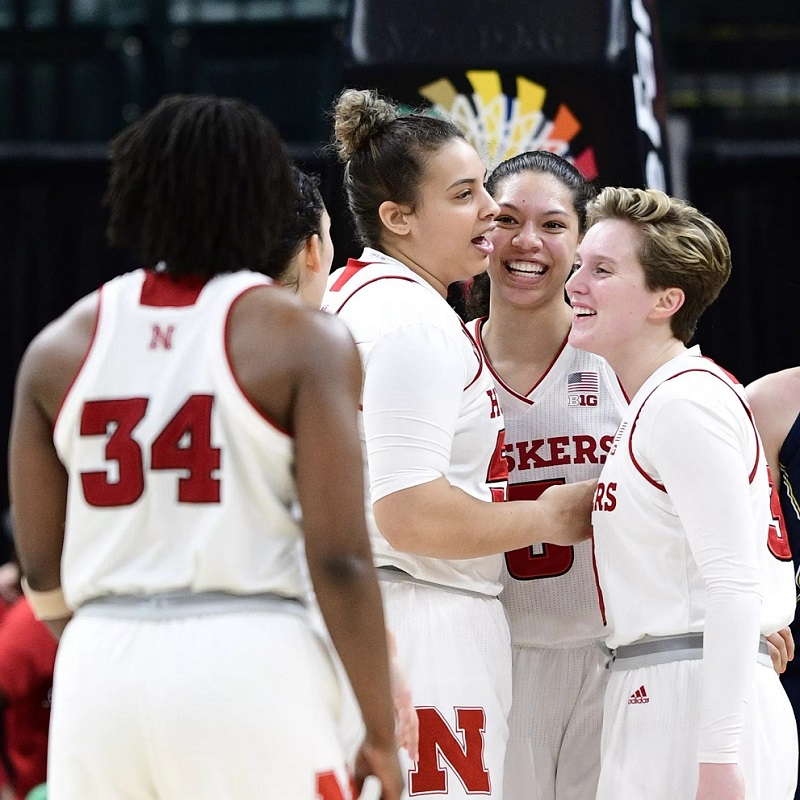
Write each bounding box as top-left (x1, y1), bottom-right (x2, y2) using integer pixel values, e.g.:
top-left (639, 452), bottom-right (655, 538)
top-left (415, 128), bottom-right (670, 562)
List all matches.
top-left (467, 318), bottom-right (626, 647)
top-left (592, 348), bottom-right (796, 649)
top-left (322, 249), bottom-right (507, 596)
top-left (53, 269), bottom-right (304, 609)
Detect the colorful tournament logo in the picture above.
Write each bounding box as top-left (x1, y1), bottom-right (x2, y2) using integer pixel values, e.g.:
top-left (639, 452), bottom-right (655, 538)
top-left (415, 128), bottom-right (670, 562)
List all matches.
top-left (414, 70), bottom-right (599, 179)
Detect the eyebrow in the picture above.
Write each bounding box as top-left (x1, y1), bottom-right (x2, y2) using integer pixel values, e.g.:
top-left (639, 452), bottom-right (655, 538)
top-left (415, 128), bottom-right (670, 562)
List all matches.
top-left (447, 177), bottom-right (480, 191)
top-left (498, 202), bottom-right (571, 216)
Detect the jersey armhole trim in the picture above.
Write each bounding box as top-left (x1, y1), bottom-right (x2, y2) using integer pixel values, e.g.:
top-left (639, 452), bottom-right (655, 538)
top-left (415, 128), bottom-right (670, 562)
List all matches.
top-left (224, 284), bottom-right (292, 439)
top-left (628, 367), bottom-right (760, 491)
top-left (331, 274), bottom-right (421, 316)
top-left (52, 289), bottom-right (103, 434)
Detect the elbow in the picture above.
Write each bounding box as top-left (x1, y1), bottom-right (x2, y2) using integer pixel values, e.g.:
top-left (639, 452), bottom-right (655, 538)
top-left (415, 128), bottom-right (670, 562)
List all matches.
top-left (314, 552), bottom-right (374, 587)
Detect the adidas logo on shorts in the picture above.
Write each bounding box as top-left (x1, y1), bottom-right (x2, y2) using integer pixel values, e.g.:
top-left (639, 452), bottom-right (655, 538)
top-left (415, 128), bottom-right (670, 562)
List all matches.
top-left (628, 685), bottom-right (650, 705)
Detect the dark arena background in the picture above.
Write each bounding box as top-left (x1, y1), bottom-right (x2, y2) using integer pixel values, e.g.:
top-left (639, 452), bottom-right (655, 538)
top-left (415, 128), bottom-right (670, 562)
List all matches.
top-left (2, 0), bottom-right (800, 512)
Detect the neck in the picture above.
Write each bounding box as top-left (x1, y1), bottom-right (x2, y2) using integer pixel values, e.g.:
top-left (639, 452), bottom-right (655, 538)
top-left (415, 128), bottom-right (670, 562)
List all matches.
top-left (379, 241), bottom-right (449, 297)
top-left (481, 295), bottom-right (573, 389)
top-left (608, 336), bottom-right (687, 399)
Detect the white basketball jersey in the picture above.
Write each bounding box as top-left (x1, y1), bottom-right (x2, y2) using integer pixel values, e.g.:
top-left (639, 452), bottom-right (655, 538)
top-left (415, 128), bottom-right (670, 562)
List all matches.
top-left (468, 318), bottom-right (626, 647)
top-left (592, 349), bottom-right (796, 649)
top-left (322, 249), bottom-right (508, 596)
top-left (53, 269), bottom-right (304, 609)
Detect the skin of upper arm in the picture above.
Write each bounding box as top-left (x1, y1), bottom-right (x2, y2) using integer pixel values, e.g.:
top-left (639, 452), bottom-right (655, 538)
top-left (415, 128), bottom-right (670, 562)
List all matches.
top-left (10, 294), bottom-right (97, 592)
top-left (9, 341), bottom-right (69, 591)
top-left (292, 313), bottom-right (373, 566)
top-left (746, 371), bottom-right (800, 484)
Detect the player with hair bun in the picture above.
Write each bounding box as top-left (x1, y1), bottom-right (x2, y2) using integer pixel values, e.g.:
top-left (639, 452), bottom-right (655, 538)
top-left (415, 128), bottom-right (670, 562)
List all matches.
top-left (322, 88), bottom-right (595, 798)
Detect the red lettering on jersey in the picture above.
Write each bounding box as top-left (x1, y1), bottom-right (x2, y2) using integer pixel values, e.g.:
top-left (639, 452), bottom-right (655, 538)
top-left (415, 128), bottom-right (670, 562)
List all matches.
top-left (409, 707), bottom-right (491, 795)
top-left (504, 479), bottom-right (574, 580)
top-left (573, 435), bottom-right (600, 465)
top-left (316, 771), bottom-right (349, 800)
top-left (486, 388), bottom-right (501, 419)
top-left (593, 482), bottom-right (616, 512)
top-left (81, 398), bottom-right (149, 506)
top-left (485, 430), bottom-right (508, 502)
top-left (149, 324), bottom-right (174, 350)
top-left (599, 434), bottom-right (614, 464)
top-left (79, 394), bottom-right (222, 507)
top-left (549, 436), bottom-right (571, 466)
top-left (516, 440), bottom-right (546, 470)
top-left (767, 469), bottom-right (793, 561)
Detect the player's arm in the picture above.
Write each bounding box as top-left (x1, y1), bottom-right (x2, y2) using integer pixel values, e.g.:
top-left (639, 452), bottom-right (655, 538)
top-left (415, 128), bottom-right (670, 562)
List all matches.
top-left (292, 311), bottom-right (402, 800)
top-left (643, 387), bottom-right (760, 793)
top-left (9, 336), bottom-right (71, 639)
top-left (364, 326), bottom-right (592, 559)
top-left (9, 295), bottom-right (96, 640)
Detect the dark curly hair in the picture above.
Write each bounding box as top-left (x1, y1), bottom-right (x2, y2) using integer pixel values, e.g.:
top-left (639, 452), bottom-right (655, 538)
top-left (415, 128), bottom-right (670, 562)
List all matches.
top-left (105, 94), bottom-right (296, 279)
top-left (269, 168), bottom-right (326, 285)
top-left (466, 151), bottom-right (596, 320)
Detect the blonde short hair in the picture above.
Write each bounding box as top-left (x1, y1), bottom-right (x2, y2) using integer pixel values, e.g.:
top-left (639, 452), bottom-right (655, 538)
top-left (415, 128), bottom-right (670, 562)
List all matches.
top-left (586, 187), bottom-right (731, 343)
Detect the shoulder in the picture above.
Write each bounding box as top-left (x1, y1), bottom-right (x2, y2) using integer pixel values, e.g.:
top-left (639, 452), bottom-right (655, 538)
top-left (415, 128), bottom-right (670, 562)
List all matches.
top-left (746, 367), bottom-right (800, 459)
top-left (746, 368), bottom-right (800, 424)
top-left (232, 283), bottom-right (358, 363)
top-left (639, 366), bottom-right (748, 434)
top-left (17, 291), bottom-right (100, 421)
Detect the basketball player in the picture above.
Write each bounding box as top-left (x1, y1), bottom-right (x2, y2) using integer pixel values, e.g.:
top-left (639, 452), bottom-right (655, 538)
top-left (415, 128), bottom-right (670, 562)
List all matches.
top-left (465, 152), bottom-right (625, 800)
top-left (747, 367), bottom-right (800, 799)
top-left (275, 165), bottom-right (419, 761)
top-left (8, 94), bottom-right (403, 800)
top-left (322, 89), bottom-right (595, 798)
top-left (567, 187), bottom-right (797, 799)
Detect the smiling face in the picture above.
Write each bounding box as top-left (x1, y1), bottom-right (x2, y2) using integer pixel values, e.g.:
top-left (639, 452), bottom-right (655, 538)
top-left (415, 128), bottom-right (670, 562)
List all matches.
top-left (486, 170), bottom-right (580, 312)
top-left (401, 138), bottom-right (500, 288)
top-left (566, 218), bottom-right (668, 362)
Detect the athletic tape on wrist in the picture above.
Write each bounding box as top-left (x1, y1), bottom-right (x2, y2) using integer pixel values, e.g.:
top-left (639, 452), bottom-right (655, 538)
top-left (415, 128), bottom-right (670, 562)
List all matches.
top-left (21, 577), bottom-right (71, 620)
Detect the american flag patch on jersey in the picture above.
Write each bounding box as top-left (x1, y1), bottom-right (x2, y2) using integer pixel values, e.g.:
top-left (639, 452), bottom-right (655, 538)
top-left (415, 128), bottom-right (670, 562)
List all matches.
top-left (567, 371), bottom-right (599, 394)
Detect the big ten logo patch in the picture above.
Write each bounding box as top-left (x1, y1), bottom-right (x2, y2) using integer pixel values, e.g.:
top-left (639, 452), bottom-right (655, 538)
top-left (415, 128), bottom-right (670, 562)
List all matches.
top-left (414, 71), bottom-right (599, 177)
top-left (410, 707), bottom-right (491, 795)
top-left (567, 371), bottom-right (599, 407)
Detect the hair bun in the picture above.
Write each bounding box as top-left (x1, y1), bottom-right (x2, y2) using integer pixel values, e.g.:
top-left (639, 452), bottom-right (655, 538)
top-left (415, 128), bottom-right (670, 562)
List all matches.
top-left (332, 88), bottom-right (398, 162)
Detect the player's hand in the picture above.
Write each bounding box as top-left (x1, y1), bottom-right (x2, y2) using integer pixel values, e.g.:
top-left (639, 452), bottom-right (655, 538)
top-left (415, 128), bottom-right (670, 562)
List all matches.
top-left (696, 762), bottom-right (744, 800)
top-left (354, 738), bottom-right (404, 800)
top-left (766, 627), bottom-right (794, 674)
top-left (537, 479), bottom-right (596, 545)
top-left (387, 628), bottom-right (419, 762)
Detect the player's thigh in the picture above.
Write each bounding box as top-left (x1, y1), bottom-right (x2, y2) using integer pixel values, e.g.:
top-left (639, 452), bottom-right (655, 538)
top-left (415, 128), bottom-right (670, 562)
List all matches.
top-left (48, 616), bottom-right (159, 800)
top-left (556, 645), bottom-right (607, 800)
top-left (50, 612), bottom-right (351, 800)
top-left (151, 612), bottom-right (350, 799)
top-left (597, 661), bottom-right (699, 800)
top-left (505, 645), bottom-right (606, 800)
top-left (381, 581), bottom-right (511, 798)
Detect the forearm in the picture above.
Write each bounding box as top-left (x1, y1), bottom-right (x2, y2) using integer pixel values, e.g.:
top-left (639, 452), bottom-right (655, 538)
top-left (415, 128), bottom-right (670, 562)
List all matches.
top-left (699, 589), bottom-right (761, 762)
top-left (374, 477), bottom-right (591, 559)
top-left (309, 554), bottom-right (397, 747)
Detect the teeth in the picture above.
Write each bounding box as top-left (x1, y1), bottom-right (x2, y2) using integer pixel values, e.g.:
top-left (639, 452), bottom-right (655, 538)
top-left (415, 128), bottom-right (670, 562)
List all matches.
top-left (506, 261), bottom-right (546, 275)
top-left (574, 308), bottom-right (595, 317)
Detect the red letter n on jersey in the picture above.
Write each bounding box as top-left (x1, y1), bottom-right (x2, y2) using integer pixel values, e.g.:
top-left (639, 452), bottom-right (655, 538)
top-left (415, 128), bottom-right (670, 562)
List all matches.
top-left (149, 324), bottom-right (175, 350)
top-left (409, 707), bottom-right (490, 795)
